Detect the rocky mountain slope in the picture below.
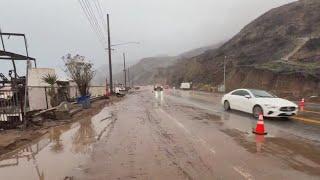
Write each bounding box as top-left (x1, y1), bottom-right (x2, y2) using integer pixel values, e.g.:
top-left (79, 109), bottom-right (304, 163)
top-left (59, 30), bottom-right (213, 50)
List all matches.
top-left (164, 0), bottom-right (320, 98)
top-left (115, 56), bottom-right (176, 85)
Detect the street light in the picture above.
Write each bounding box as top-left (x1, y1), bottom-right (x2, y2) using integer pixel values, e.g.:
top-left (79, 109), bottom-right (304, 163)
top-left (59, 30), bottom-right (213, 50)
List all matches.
top-left (109, 42), bottom-right (140, 89)
top-left (104, 42), bottom-right (140, 50)
top-left (105, 13), bottom-right (139, 94)
top-left (105, 41), bottom-right (140, 91)
top-left (224, 56), bottom-right (226, 93)
top-left (120, 43), bottom-right (140, 89)
top-left (111, 42), bottom-right (140, 47)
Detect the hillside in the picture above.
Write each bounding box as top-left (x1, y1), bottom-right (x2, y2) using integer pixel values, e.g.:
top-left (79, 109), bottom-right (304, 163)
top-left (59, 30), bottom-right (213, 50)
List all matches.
top-left (92, 63), bottom-right (124, 86)
top-left (178, 42), bottom-right (224, 59)
top-left (113, 43), bottom-right (223, 85)
top-left (164, 0), bottom-right (320, 98)
top-left (113, 56), bottom-right (176, 85)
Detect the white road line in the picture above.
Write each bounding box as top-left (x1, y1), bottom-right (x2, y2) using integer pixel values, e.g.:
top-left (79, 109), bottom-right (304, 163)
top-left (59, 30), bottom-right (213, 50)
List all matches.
top-left (197, 137), bottom-right (216, 154)
top-left (159, 105), bottom-right (255, 179)
top-left (158, 108), bottom-right (216, 154)
top-left (159, 106), bottom-right (255, 179)
top-left (233, 166), bottom-right (253, 180)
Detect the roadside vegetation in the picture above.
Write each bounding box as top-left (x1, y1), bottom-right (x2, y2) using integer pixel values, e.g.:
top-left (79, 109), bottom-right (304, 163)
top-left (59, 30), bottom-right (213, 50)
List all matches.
top-left (63, 54), bottom-right (95, 97)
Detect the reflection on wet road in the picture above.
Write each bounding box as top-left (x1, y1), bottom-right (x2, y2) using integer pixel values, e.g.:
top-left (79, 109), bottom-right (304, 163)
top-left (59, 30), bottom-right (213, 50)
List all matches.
top-left (0, 87), bottom-right (320, 180)
top-left (163, 88), bottom-right (320, 178)
top-left (0, 105), bottom-right (117, 180)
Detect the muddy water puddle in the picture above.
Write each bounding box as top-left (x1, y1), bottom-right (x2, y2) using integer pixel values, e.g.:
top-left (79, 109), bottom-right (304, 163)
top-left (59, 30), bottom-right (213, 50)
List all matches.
top-left (169, 99), bottom-right (320, 176)
top-left (221, 127), bottom-right (320, 176)
top-left (0, 107), bottom-right (114, 180)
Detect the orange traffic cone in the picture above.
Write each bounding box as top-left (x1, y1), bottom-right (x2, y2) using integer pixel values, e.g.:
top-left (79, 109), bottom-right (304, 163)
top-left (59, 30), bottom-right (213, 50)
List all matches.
top-left (253, 113), bottom-right (267, 135)
top-left (299, 98), bottom-right (305, 111)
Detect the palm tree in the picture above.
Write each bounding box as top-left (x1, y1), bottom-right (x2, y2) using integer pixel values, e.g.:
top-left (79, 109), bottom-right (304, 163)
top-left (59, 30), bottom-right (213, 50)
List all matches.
top-left (42, 74), bottom-right (58, 107)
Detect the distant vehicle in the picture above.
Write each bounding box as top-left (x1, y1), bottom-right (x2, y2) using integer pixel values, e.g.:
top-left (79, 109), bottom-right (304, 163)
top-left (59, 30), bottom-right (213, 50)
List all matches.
top-left (115, 87), bottom-right (126, 97)
top-left (180, 82), bottom-right (191, 90)
top-left (222, 89), bottom-right (298, 118)
top-left (154, 85), bottom-right (163, 91)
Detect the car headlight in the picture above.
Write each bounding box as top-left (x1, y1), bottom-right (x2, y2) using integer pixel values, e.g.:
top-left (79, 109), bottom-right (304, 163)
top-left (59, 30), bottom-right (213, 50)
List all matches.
top-left (264, 104), bottom-right (278, 109)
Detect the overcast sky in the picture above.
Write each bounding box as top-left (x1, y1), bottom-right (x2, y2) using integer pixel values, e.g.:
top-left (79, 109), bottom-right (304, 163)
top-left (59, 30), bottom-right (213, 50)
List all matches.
top-left (0, 0), bottom-right (296, 77)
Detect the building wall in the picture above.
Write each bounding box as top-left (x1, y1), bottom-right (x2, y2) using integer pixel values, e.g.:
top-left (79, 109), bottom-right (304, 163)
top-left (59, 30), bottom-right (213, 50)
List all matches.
top-left (27, 68), bottom-right (56, 110)
top-left (89, 86), bottom-right (106, 97)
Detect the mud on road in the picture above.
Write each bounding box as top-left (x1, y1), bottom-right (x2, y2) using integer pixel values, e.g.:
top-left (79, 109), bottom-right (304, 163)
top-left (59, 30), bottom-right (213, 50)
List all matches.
top-left (0, 88), bottom-right (320, 180)
top-left (76, 88), bottom-right (320, 180)
top-left (0, 99), bottom-right (110, 157)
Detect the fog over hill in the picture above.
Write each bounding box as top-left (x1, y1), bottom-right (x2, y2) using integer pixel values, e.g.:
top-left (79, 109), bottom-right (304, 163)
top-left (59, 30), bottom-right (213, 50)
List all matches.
top-left (128, 0), bottom-right (320, 98)
top-left (94, 0), bottom-right (320, 98)
top-left (109, 43), bottom-right (224, 85)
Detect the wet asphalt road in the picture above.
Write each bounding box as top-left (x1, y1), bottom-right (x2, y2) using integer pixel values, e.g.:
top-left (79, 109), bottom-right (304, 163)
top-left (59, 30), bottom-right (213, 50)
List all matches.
top-left (0, 86), bottom-right (320, 180)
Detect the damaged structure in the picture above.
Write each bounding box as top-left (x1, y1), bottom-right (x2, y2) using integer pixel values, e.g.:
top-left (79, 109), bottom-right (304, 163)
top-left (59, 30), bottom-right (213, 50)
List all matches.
top-left (0, 31), bottom-right (36, 129)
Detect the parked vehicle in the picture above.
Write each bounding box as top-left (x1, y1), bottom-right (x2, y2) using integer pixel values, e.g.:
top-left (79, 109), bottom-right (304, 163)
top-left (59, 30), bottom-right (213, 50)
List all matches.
top-left (221, 89), bottom-right (298, 118)
top-left (180, 82), bottom-right (191, 90)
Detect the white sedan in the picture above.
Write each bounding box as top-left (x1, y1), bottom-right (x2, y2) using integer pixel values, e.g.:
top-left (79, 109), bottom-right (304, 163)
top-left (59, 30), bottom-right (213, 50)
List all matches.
top-left (221, 89), bottom-right (298, 118)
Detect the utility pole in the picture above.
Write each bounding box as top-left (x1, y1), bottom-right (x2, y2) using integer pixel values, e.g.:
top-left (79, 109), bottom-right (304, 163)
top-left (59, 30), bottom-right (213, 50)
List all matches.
top-left (131, 68), bottom-right (134, 87)
top-left (224, 56), bottom-right (226, 92)
top-left (127, 67), bottom-right (130, 88)
top-left (123, 53), bottom-right (127, 88)
top-left (107, 14), bottom-right (113, 94)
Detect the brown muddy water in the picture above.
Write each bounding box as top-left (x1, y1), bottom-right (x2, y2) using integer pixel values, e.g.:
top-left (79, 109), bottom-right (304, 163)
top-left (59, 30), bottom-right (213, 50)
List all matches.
top-left (0, 106), bottom-right (114, 180)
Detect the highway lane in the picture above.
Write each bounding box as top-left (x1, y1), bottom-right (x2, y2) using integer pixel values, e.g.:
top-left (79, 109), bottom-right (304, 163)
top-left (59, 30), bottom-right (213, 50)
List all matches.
top-left (77, 87), bottom-right (320, 179)
top-left (0, 87), bottom-right (319, 180)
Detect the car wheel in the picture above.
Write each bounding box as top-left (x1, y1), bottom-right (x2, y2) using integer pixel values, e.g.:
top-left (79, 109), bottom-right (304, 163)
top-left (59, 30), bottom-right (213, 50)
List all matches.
top-left (224, 101), bottom-right (231, 111)
top-left (253, 105), bottom-right (263, 118)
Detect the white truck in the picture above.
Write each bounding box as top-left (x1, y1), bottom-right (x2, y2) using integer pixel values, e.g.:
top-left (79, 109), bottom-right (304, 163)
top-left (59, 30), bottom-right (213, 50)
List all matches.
top-left (115, 86), bottom-right (126, 97)
top-left (180, 82), bottom-right (192, 90)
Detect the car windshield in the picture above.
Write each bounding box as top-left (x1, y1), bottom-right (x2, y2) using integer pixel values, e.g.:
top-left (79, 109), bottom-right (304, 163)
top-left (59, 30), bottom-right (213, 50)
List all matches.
top-left (250, 89), bottom-right (277, 98)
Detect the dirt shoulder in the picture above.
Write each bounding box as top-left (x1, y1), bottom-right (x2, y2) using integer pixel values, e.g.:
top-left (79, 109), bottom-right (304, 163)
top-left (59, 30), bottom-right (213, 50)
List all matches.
top-left (0, 96), bottom-right (123, 157)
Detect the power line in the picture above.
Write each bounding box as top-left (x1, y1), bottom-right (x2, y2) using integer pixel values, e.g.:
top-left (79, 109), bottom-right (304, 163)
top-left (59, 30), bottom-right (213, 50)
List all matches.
top-left (83, 0), bottom-right (106, 45)
top-left (78, 0), bottom-right (107, 47)
top-left (83, 0), bottom-right (107, 44)
top-left (79, 0), bottom-right (103, 44)
top-left (78, 0), bottom-right (105, 46)
top-left (78, 0), bottom-right (114, 94)
top-left (93, 0), bottom-right (108, 36)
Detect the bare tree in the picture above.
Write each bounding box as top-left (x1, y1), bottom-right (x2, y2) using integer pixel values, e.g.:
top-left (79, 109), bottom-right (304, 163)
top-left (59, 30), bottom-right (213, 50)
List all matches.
top-left (63, 54), bottom-right (95, 97)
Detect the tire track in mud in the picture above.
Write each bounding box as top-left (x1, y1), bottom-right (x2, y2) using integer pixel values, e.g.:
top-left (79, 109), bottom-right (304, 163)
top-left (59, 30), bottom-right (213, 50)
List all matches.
top-left (144, 104), bottom-right (215, 180)
top-left (145, 109), bottom-right (193, 180)
top-left (113, 95), bottom-right (151, 179)
top-left (96, 111), bottom-right (118, 141)
top-left (154, 93), bottom-right (256, 179)
top-left (163, 98), bottom-right (259, 179)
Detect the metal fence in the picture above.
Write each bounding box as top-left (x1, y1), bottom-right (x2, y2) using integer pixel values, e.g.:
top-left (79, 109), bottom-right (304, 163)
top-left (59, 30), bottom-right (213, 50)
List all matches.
top-left (0, 85), bottom-right (106, 129)
top-left (0, 87), bottom-right (23, 128)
